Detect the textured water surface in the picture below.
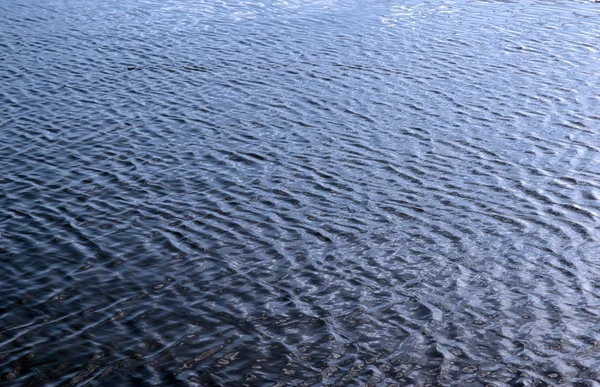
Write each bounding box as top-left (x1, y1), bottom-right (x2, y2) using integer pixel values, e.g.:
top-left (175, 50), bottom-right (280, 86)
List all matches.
top-left (1, 0), bottom-right (600, 385)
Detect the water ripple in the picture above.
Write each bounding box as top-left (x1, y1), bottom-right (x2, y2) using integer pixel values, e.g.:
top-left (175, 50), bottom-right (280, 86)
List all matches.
top-left (2, 0), bottom-right (600, 385)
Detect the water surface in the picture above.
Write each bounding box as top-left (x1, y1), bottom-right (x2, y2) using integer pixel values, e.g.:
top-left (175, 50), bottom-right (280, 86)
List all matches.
top-left (1, 0), bottom-right (600, 385)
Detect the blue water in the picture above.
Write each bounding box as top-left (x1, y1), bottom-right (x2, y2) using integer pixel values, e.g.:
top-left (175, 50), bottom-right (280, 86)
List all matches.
top-left (1, 0), bottom-right (600, 385)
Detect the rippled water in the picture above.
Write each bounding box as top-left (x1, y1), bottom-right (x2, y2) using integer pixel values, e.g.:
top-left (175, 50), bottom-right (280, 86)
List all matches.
top-left (1, 0), bottom-right (600, 385)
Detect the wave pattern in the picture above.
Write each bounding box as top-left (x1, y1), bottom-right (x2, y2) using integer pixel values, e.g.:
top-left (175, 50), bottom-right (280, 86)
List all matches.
top-left (1, 0), bottom-right (600, 385)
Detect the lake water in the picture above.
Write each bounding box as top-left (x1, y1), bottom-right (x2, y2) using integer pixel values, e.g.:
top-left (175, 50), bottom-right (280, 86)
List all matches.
top-left (1, 0), bottom-right (600, 385)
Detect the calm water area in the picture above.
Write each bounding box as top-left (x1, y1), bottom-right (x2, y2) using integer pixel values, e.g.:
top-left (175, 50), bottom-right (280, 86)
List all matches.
top-left (1, 0), bottom-right (600, 385)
